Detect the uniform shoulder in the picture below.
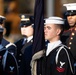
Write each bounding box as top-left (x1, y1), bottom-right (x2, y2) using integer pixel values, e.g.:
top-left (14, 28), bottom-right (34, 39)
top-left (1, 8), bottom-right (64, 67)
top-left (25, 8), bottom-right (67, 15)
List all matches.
top-left (1, 38), bottom-right (9, 46)
top-left (5, 43), bottom-right (16, 48)
top-left (57, 45), bottom-right (73, 57)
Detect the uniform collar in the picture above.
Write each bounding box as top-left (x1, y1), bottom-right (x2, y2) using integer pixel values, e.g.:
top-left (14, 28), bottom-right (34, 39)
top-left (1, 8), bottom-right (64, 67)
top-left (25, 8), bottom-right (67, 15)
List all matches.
top-left (46, 40), bottom-right (62, 56)
top-left (27, 36), bottom-right (33, 43)
top-left (0, 44), bottom-right (3, 50)
top-left (69, 26), bottom-right (76, 31)
top-left (23, 36), bottom-right (33, 44)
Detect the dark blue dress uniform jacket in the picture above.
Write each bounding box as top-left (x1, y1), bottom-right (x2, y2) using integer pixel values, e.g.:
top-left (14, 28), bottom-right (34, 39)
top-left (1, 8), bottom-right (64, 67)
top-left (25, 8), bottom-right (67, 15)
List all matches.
top-left (14, 38), bottom-right (24, 68)
top-left (19, 44), bottom-right (33, 75)
top-left (15, 38), bottom-right (33, 75)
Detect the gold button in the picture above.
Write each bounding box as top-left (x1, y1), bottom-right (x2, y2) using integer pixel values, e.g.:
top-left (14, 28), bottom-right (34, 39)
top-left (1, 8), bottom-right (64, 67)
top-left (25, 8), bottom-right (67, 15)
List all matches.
top-left (68, 47), bottom-right (71, 49)
top-left (71, 37), bottom-right (73, 40)
top-left (72, 33), bottom-right (75, 36)
top-left (18, 60), bottom-right (21, 62)
top-left (19, 54), bottom-right (22, 56)
top-left (31, 40), bottom-right (33, 42)
top-left (69, 42), bottom-right (72, 45)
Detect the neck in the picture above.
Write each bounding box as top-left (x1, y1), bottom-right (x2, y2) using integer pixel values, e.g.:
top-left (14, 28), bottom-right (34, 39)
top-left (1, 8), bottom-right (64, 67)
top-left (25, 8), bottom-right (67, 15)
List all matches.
top-left (49, 37), bottom-right (60, 43)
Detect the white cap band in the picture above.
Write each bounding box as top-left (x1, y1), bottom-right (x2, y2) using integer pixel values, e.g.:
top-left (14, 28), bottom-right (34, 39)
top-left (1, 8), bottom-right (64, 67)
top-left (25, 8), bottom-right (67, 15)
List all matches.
top-left (44, 17), bottom-right (64, 25)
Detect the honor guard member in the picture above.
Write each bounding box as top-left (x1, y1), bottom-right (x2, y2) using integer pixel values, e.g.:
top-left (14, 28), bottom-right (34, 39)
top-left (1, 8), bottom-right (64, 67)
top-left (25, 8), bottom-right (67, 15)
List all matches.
top-left (19, 16), bottom-right (34, 75)
top-left (0, 15), bottom-right (17, 56)
top-left (61, 3), bottom-right (76, 74)
top-left (0, 17), bottom-right (18, 75)
top-left (31, 17), bottom-right (75, 75)
top-left (15, 14), bottom-right (34, 70)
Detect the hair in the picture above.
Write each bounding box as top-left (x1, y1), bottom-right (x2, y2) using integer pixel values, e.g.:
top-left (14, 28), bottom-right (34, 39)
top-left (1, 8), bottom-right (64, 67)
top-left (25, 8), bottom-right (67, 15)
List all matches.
top-left (55, 24), bottom-right (64, 36)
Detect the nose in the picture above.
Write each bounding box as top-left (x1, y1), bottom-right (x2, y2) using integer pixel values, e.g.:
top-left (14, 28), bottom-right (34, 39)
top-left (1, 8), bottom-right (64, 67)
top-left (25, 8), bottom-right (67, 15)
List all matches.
top-left (44, 28), bottom-right (47, 34)
top-left (44, 28), bottom-right (46, 32)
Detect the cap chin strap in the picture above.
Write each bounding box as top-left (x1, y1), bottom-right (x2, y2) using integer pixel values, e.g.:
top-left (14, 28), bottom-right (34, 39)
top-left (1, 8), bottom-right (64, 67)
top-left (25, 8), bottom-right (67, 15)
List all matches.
top-left (73, 23), bottom-right (76, 27)
top-left (69, 23), bottom-right (76, 28)
top-left (73, 22), bottom-right (76, 27)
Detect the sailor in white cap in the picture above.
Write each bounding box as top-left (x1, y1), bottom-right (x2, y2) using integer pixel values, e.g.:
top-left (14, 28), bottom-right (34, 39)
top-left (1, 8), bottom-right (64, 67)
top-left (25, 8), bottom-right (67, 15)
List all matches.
top-left (62, 3), bottom-right (76, 74)
top-left (31, 16), bottom-right (75, 75)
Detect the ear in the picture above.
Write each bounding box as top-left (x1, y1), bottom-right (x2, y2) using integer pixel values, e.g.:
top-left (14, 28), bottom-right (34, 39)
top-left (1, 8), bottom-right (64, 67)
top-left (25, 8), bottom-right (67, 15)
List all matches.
top-left (3, 28), bottom-right (6, 35)
top-left (56, 29), bottom-right (61, 36)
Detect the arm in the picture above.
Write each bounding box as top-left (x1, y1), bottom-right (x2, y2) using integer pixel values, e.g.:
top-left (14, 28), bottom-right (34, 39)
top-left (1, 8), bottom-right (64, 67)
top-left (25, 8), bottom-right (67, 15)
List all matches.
top-left (53, 48), bottom-right (75, 75)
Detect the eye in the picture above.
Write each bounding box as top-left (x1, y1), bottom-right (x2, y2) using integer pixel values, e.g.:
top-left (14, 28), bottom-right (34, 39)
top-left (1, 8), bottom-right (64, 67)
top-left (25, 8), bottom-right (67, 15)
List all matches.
top-left (47, 26), bottom-right (51, 30)
top-left (44, 26), bottom-right (51, 30)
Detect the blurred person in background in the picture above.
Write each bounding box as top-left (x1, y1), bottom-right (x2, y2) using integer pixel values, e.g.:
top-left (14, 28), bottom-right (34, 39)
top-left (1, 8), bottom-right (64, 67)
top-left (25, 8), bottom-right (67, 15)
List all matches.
top-left (61, 3), bottom-right (76, 74)
top-left (0, 15), bottom-right (18, 75)
top-left (4, 0), bottom-right (21, 43)
top-left (0, 15), bottom-right (17, 56)
top-left (62, 3), bottom-right (76, 60)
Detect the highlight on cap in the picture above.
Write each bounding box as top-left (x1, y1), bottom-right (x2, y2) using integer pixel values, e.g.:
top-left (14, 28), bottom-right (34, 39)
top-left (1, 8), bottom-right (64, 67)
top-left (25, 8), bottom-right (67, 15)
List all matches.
top-left (20, 15), bottom-right (29, 21)
top-left (63, 3), bottom-right (76, 16)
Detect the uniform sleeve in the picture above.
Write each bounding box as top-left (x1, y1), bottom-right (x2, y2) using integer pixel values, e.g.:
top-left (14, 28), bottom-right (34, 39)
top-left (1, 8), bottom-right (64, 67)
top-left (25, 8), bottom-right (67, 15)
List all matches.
top-left (53, 48), bottom-right (74, 75)
top-left (4, 52), bottom-right (18, 75)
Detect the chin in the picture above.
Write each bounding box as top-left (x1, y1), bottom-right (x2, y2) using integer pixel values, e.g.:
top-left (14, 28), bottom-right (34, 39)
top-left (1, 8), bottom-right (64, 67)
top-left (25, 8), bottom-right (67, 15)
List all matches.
top-left (45, 37), bottom-right (47, 40)
top-left (70, 24), bottom-right (75, 27)
top-left (45, 37), bottom-right (48, 40)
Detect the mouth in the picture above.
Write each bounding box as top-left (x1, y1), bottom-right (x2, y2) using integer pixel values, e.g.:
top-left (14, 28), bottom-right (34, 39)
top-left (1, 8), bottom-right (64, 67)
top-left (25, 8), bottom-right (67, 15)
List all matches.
top-left (45, 33), bottom-right (47, 35)
top-left (69, 21), bottom-right (73, 24)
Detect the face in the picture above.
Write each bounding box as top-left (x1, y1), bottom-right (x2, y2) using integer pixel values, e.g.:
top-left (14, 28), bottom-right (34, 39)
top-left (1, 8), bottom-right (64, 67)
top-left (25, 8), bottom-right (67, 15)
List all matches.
top-left (0, 24), bottom-right (5, 35)
top-left (44, 24), bottom-right (61, 42)
top-left (0, 32), bottom-right (3, 43)
top-left (21, 25), bottom-right (33, 37)
top-left (0, 22), bottom-right (4, 43)
top-left (67, 15), bottom-right (76, 27)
